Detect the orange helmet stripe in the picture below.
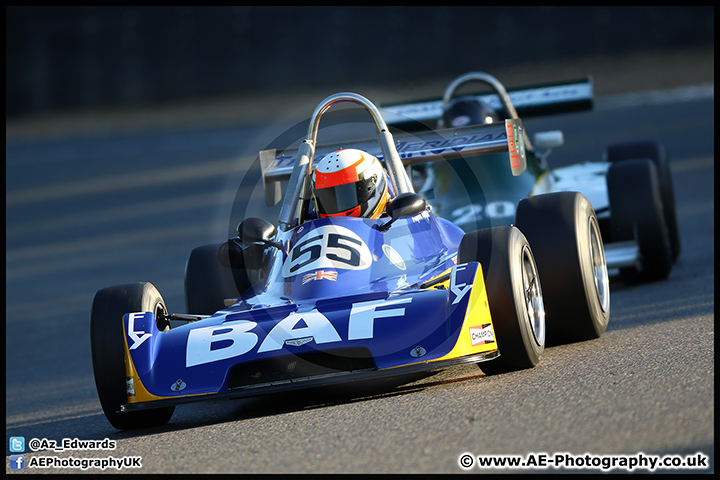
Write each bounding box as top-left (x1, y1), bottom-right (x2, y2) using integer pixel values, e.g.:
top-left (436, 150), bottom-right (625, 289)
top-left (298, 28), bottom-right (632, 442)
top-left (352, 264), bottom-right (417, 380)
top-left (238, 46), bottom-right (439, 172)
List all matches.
top-left (314, 154), bottom-right (366, 189)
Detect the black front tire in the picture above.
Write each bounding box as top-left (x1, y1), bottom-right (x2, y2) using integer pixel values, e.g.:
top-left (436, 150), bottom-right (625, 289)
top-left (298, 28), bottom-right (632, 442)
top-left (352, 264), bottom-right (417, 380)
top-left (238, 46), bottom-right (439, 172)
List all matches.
top-left (458, 226), bottom-right (545, 374)
top-left (515, 192), bottom-right (610, 345)
top-left (90, 283), bottom-right (175, 430)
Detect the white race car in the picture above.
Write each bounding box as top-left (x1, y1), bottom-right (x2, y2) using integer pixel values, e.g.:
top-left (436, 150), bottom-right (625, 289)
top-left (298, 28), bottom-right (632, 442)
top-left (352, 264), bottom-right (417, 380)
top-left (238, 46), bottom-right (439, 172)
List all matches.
top-left (380, 72), bottom-right (680, 285)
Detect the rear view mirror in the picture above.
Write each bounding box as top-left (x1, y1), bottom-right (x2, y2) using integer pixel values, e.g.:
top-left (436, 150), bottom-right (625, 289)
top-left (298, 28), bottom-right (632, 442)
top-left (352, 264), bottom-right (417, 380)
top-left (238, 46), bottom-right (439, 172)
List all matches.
top-left (379, 193), bottom-right (427, 231)
top-left (237, 218), bottom-right (281, 249)
top-left (388, 193), bottom-right (427, 221)
top-left (533, 130), bottom-right (564, 149)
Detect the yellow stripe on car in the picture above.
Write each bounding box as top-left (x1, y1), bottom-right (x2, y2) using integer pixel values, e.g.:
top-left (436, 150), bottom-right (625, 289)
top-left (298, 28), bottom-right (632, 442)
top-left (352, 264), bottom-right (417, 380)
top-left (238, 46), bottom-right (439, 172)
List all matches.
top-left (433, 263), bottom-right (497, 361)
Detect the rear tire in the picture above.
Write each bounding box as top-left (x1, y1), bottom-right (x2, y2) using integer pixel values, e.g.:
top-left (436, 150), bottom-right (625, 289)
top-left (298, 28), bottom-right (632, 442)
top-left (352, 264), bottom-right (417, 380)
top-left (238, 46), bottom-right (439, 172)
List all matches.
top-left (185, 243), bottom-right (251, 315)
top-left (606, 140), bottom-right (680, 262)
top-left (515, 192), bottom-right (610, 345)
top-left (607, 159), bottom-right (672, 283)
top-left (90, 283), bottom-right (175, 430)
top-left (458, 226), bottom-right (545, 374)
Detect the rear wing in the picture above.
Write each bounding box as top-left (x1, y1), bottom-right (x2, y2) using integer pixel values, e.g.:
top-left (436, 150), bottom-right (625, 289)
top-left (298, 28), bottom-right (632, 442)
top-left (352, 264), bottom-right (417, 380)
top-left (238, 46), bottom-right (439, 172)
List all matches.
top-left (260, 119), bottom-right (527, 206)
top-left (381, 77), bottom-right (593, 128)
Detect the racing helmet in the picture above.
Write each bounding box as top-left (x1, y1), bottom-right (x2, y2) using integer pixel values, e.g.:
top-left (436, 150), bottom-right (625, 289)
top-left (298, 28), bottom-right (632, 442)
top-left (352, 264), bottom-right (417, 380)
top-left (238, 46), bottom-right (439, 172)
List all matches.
top-left (312, 148), bottom-right (389, 219)
top-left (442, 95), bottom-right (501, 127)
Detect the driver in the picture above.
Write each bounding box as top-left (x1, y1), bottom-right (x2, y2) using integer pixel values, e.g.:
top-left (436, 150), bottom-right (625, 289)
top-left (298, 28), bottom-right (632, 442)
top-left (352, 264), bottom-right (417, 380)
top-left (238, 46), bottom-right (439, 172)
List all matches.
top-left (407, 96), bottom-right (501, 197)
top-left (311, 148), bottom-right (391, 218)
top-left (442, 95), bottom-right (501, 128)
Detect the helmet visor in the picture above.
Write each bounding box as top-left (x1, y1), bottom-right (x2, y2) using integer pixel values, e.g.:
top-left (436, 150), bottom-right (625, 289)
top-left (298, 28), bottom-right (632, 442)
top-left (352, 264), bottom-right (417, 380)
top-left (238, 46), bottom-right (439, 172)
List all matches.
top-left (314, 173), bottom-right (383, 216)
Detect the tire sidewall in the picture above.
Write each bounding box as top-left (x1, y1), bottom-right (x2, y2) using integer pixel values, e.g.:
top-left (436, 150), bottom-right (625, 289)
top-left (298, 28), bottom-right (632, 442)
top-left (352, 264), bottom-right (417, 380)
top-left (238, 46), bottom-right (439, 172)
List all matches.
top-left (574, 196), bottom-right (610, 338)
top-left (506, 228), bottom-right (544, 365)
top-left (459, 226), bottom-right (544, 373)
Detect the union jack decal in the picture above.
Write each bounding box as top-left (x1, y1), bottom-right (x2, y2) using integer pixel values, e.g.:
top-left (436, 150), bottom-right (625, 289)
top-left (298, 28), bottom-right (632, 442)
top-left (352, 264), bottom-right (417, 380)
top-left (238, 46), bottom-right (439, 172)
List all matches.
top-left (302, 270), bottom-right (338, 284)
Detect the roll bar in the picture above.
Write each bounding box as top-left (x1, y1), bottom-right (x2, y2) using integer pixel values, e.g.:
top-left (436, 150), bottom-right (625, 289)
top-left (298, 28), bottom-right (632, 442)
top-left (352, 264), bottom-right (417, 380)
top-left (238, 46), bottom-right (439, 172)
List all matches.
top-left (278, 93), bottom-right (414, 232)
top-left (438, 72), bottom-right (533, 151)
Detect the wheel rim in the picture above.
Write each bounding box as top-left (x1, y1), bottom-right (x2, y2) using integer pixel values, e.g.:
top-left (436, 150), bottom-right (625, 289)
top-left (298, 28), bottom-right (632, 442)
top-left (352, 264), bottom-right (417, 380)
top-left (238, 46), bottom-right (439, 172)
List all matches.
top-left (521, 245), bottom-right (545, 346)
top-left (154, 300), bottom-right (170, 332)
top-left (589, 216), bottom-right (610, 313)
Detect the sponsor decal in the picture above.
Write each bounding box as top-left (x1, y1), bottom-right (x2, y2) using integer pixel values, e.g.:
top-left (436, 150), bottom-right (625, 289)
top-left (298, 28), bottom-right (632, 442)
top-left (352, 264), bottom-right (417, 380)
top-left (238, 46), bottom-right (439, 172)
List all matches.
top-left (505, 119), bottom-right (526, 175)
top-left (126, 377), bottom-right (135, 396)
top-left (186, 320), bottom-right (258, 368)
top-left (469, 324), bottom-right (495, 346)
top-left (411, 210), bottom-right (431, 223)
top-left (127, 312), bottom-right (152, 350)
top-left (507, 123), bottom-right (518, 168)
top-left (285, 336), bottom-right (314, 347)
top-left (302, 270), bottom-right (338, 284)
top-left (271, 130), bottom-right (513, 168)
top-left (185, 297), bottom-right (413, 367)
top-left (170, 379), bottom-right (187, 392)
top-left (394, 132), bottom-right (507, 159)
top-left (518, 126), bottom-right (526, 161)
top-left (258, 310), bottom-right (341, 353)
top-left (450, 264), bottom-right (472, 305)
top-left (382, 244), bottom-right (406, 270)
top-left (410, 345), bottom-right (427, 358)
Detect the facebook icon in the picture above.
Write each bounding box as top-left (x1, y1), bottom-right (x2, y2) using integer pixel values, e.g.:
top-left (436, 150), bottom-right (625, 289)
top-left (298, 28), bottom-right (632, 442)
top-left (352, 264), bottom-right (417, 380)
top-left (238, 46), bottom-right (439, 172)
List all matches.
top-left (10, 455), bottom-right (25, 470)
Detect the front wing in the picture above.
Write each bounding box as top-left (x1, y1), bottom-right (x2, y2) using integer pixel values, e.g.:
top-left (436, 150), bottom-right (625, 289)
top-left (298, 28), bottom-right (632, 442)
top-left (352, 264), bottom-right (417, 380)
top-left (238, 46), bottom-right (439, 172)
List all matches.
top-left (120, 262), bottom-right (498, 412)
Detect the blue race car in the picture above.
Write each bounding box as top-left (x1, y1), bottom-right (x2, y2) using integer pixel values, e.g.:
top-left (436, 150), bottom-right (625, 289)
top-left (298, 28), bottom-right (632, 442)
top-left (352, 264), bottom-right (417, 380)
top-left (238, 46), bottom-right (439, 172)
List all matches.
top-left (91, 92), bottom-right (609, 430)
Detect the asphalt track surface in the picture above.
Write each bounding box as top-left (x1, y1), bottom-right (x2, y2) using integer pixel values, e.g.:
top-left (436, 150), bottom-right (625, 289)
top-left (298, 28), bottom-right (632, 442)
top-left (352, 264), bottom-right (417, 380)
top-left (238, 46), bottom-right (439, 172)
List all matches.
top-left (6, 83), bottom-right (714, 473)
